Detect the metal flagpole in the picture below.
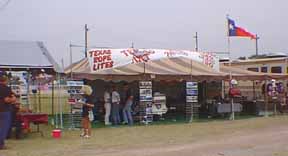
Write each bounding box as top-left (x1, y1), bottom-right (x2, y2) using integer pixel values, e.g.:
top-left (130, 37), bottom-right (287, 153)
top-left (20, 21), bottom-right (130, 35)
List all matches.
top-left (228, 35), bottom-right (235, 120)
top-left (194, 32), bottom-right (198, 51)
top-left (255, 34), bottom-right (259, 56)
top-left (84, 24), bottom-right (88, 58)
top-left (227, 15), bottom-right (234, 120)
top-left (69, 42), bottom-right (73, 79)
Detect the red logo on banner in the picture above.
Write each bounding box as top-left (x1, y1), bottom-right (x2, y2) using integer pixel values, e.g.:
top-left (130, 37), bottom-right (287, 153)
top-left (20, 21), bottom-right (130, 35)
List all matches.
top-left (199, 53), bottom-right (215, 68)
top-left (121, 49), bottom-right (155, 63)
top-left (89, 50), bottom-right (114, 71)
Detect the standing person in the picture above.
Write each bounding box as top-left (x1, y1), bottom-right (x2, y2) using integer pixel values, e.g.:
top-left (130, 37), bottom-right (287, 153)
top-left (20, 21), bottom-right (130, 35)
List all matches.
top-left (103, 86), bottom-right (112, 125)
top-left (122, 84), bottom-right (134, 125)
top-left (80, 85), bottom-right (94, 138)
top-left (0, 71), bottom-right (16, 149)
top-left (7, 101), bottom-right (22, 139)
top-left (111, 86), bottom-right (121, 125)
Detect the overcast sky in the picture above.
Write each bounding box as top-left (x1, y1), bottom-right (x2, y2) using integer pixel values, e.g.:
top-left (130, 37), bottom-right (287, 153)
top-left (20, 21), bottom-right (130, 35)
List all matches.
top-left (0, 0), bottom-right (287, 66)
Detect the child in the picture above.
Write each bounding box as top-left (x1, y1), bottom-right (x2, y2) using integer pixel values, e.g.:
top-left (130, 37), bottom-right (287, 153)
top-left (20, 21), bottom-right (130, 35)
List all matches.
top-left (80, 85), bottom-right (94, 138)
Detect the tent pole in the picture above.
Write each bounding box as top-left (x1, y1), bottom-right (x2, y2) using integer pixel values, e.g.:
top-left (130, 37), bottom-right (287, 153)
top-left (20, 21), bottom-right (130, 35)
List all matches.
top-left (27, 70), bottom-right (31, 110)
top-left (264, 79), bottom-right (268, 117)
top-left (52, 77), bottom-right (55, 115)
top-left (38, 82), bottom-right (41, 112)
top-left (52, 76), bottom-right (56, 127)
top-left (189, 59), bottom-right (193, 123)
top-left (222, 80), bottom-right (225, 99)
top-left (253, 80), bottom-right (256, 100)
top-left (59, 73), bottom-right (63, 129)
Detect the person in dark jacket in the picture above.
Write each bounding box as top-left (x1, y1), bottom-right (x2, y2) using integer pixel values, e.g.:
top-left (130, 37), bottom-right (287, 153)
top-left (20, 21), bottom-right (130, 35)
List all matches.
top-left (0, 71), bottom-right (16, 149)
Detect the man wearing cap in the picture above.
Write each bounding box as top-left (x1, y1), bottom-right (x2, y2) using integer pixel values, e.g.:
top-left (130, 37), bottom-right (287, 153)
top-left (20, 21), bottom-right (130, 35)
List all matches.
top-left (0, 71), bottom-right (16, 149)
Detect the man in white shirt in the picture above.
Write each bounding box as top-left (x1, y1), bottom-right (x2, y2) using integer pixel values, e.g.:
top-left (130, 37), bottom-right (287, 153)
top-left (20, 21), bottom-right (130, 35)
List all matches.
top-left (103, 86), bottom-right (112, 125)
top-left (111, 86), bottom-right (121, 125)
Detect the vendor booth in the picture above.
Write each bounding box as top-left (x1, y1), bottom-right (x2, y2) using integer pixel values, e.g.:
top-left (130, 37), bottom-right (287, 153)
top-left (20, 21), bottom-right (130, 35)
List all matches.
top-left (65, 48), bottom-right (228, 124)
top-left (65, 48), bottom-right (288, 126)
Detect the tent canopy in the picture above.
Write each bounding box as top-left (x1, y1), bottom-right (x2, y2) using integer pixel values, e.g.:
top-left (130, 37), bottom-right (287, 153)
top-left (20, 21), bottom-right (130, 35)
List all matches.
top-left (65, 57), bottom-right (288, 81)
top-left (0, 40), bottom-right (62, 72)
top-left (65, 57), bottom-right (226, 81)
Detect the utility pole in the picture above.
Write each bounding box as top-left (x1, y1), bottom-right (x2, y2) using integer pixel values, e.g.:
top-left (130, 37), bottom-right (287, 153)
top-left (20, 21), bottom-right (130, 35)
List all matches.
top-left (194, 32), bottom-right (198, 51)
top-left (255, 34), bottom-right (259, 56)
top-left (84, 24), bottom-right (89, 58)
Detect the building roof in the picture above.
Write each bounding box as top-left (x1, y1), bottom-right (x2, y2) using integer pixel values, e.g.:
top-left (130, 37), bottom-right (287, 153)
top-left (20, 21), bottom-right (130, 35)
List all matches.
top-left (226, 57), bottom-right (288, 66)
top-left (220, 64), bottom-right (288, 80)
top-left (0, 40), bottom-right (62, 72)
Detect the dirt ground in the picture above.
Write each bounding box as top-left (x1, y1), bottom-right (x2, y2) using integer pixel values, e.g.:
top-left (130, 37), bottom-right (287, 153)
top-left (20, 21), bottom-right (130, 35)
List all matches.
top-left (2, 116), bottom-right (288, 156)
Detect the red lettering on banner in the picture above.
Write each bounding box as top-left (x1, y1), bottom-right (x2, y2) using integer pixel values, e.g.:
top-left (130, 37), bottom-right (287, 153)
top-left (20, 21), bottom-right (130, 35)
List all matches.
top-left (121, 50), bottom-right (129, 56)
top-left (93, 61), bottom-right (114, 71)
top-left (199, 53), bottom-right (215, 68)
top-left (120, 49), bottom-right (155, 64)
top-left (89, 49), bottom-right (112, 57)
top-left (90, 49), bottom-right (113, 71)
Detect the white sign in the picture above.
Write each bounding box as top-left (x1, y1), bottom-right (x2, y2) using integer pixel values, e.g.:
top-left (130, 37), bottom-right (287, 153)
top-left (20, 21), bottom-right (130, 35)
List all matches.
top-left (186, 82), bottom-right (198, 89)
top-left (139, 81), bottom-right (153, 102)
top-left (186, 96), bottom-right (198, 103)
top-left (66, 81), bottom-right (84, 87)
top-left (87, 48), bottom-right (219, 72)
top-left (186, 82), bottom-right (198, 103)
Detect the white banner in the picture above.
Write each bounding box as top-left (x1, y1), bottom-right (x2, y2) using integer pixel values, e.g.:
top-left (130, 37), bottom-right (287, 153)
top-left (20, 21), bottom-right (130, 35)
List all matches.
top-left (87, 48), bottom-right (219, 72)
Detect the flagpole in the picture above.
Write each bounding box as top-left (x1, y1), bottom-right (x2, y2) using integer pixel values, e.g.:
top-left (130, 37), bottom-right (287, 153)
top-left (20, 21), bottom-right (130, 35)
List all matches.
top-left (226, 15), bottom-right (234, 120)
top-left (255, 34), bottom-right (259, 56)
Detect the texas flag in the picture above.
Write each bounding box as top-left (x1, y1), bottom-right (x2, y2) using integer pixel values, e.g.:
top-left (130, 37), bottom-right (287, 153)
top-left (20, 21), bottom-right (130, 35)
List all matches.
top-left (228, 18), bottom-right (256, 39)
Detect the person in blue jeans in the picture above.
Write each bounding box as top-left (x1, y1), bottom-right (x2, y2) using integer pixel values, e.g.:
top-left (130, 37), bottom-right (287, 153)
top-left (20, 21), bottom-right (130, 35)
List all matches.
top-left (0, 71), bottom-right (16, 150)
top-left (122, 84), bottom-right (134, 125)
top-left (111, 86), bottom-right (121, 125)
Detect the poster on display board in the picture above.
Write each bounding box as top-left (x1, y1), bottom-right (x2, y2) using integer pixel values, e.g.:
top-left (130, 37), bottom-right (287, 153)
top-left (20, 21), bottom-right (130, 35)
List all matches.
top-left (186, 89), bottom-right (198, 96)
top-left (186, 82), bottom-right (198, 89)
top-left (66, 80), bottom-right (84, 112)
top-left (87, 48), bottom-right (219, 72)
top-left (186, 96), bottom-right (198, 103)
top-left (139, 81), bottom-right (153, 102)
top-left (186, 81), bottom-right (198, 103)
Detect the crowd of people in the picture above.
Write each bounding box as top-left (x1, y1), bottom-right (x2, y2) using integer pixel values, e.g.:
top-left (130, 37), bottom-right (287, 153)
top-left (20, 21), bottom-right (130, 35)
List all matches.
top-left (79, 83), bottom-right (135, 138)
top-left (105, 84), bottom-right (134, 126)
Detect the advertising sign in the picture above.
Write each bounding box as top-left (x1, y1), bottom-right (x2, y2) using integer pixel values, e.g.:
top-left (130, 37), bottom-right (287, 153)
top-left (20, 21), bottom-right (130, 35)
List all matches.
top-left (139, 81), bottom-right (153, 102)
top-left (186, 81), bottom-right (198, 103)
top-left (87, 48), bottom-right (219, 72)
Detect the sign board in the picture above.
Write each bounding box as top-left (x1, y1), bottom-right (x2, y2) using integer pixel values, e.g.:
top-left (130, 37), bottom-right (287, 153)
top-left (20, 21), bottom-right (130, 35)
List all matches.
top-left (87, 48), bottom-right (219, 72)
top-left (66, 81), bottom-right (84, 87)
top-left (139, 81), bottom-right (153, 124)
top-left (186, 81), bottom-right (198, 103)
top-left (139, 81), bottom-right (153, 102)
top-left (186, 96), bottom-right (198, 103)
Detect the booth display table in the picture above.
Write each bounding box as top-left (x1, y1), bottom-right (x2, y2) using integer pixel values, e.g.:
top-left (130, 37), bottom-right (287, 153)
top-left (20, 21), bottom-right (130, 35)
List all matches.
top-left (16, 113), bottom-right (48, 137)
